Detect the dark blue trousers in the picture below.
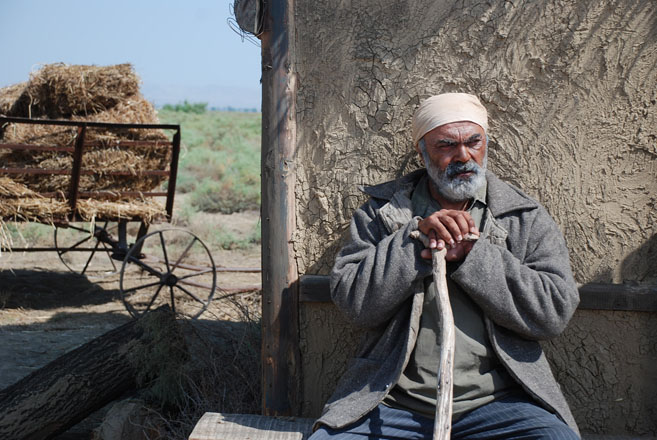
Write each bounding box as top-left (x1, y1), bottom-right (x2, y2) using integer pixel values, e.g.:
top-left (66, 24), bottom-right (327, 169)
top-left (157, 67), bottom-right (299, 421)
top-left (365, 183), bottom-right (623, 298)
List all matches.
top-left (309, 393), bottom-right (578, 439)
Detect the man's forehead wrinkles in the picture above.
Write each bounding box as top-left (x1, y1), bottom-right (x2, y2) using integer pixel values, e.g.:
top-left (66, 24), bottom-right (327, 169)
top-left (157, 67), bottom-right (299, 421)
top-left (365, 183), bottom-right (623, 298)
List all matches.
top-left (432, 133), bottom-right (481, 145)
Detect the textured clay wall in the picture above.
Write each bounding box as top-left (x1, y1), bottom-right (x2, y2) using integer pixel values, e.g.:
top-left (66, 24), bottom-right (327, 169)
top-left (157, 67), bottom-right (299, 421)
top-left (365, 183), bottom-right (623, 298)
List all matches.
top-left (291, 0), bottom-right (657, 433)
top-left (543, 310), bottom-right (657, 436)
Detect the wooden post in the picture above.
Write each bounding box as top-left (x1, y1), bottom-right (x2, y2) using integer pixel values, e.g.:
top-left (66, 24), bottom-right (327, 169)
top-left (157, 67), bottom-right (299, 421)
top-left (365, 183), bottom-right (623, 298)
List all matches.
top-left (260, 0), bottom-right (300, 416)
top-left (165, 128), bottom-right (181, 220)
top-left (68, 124), bottom-right (87, 213)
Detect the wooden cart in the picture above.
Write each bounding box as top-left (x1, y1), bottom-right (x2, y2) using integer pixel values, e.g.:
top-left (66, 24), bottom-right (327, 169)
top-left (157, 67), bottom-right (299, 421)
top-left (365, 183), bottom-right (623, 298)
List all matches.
top-left (0, 116), bottom-right (217, 319)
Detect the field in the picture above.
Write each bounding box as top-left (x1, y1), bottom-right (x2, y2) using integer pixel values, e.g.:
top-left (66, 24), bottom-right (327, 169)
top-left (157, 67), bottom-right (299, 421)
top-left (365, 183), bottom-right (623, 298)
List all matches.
top-left (0, 107), bottom-right (263, 439)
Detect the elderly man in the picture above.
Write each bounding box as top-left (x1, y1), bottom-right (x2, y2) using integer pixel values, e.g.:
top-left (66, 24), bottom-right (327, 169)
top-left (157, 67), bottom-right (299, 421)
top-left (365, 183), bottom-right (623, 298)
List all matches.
top-left (310, 93), bottom-right (580, 439)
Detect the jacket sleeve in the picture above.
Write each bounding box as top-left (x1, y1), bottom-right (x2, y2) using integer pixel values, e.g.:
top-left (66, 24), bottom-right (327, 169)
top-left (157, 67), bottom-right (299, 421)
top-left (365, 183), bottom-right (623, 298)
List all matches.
top-left (452, 206), bottom-right (579, 340)
top-left (330, 199), bottom-right (432, 329)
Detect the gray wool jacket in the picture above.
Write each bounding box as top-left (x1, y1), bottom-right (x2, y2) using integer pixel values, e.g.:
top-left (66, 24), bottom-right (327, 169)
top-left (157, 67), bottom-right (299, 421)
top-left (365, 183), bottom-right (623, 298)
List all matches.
top-left (316, 169), bottom-right (580, 436)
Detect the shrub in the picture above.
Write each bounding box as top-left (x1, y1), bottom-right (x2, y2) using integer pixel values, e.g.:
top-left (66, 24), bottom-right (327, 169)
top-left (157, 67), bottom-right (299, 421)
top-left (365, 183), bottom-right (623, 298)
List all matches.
top-left (161, 101), bottom-right (208, 114)
top-left (189, 178), bottom-right (260, 214)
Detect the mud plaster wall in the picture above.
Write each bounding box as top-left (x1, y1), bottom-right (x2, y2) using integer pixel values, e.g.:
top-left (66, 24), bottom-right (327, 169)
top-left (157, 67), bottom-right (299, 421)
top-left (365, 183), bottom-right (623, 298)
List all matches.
top-left (543, 310), bottom-right (657, 435)
top-left (291, 0), bottom-right (657, 433)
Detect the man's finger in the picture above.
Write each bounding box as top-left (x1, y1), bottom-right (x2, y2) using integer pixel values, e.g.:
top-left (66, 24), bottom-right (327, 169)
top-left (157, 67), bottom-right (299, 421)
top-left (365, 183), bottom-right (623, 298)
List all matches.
top-left (439, 215), bottom-right (462, 245)
top-left (452, 214), bottom-right (471, 241)
top-left (468, 216), bottom-right (477, 234)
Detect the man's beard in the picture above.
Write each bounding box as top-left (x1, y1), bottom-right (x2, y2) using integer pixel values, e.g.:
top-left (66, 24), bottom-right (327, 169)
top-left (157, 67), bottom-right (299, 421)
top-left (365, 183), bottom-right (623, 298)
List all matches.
top-left (420, 145), bottom-right (487, 203)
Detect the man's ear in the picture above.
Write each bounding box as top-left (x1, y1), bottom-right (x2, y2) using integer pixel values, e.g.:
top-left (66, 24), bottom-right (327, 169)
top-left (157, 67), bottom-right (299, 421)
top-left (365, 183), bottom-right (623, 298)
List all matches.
top-left (414, 137), bottom-right (423, 154)
top-left (417, 138), bottom-right (428, 166)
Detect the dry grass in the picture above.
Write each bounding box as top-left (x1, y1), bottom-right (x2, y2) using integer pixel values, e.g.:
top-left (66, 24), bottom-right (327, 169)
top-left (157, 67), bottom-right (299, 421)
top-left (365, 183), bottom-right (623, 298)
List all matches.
top-left (0, 178), bottom-right (166, 224)
top-left (76, 199), bottom-right (166, 223)
top-left (0, 178), bottom-right (69, 223)
top-left (129, 293), bottom-right (262, 440)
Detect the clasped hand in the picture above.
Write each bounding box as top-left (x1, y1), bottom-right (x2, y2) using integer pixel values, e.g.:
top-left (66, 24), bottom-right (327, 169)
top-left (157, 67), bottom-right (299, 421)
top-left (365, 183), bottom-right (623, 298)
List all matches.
top-left (417, 209), bottom-right (480, 261)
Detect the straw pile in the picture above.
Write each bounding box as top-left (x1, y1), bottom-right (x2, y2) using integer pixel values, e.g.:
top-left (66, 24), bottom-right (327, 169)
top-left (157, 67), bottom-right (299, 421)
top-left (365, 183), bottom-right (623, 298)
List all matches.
top-left (0, 63), bottom-right (170, 224)
top-left (0, 82), bottom-right (25, 116)
top-left (8, 63), bottom-right (140, 119)
top-left (0, 177), bottom-right (165, 224)
top-left (0, 177), bottom-right (68, 221)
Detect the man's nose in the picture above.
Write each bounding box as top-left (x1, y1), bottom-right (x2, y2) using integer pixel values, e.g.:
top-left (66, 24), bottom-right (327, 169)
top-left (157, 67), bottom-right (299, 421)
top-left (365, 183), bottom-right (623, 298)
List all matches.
top-left (453, 144), bottom-right (471, 162)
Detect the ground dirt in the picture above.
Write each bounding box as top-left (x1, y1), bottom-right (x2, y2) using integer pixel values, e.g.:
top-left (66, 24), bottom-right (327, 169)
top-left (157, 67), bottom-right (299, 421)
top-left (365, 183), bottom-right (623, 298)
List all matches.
top-left (0, 210), bottom-right (262, 438)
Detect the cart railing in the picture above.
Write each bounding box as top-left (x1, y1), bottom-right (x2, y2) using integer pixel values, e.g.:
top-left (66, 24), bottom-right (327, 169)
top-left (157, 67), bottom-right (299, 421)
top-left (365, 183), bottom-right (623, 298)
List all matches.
top-left (0, 116), bottom-right (181, 222)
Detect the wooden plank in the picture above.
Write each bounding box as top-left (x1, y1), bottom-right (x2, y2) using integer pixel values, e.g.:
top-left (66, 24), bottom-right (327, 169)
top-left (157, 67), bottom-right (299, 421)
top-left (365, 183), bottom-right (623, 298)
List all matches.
top-left (298, 275), bottom-right (657, 312)
top-left (189, 413), bottom-right (313, 440)
top-left (0, 115), bottom-right (180, 131)
top-left (299, 275), bottom-right (331, 302)
top-left (0, 168), bottom-right (169, 177)
top-left (0, 167), bottom-right (74, 175)
top-left (0, 142), bottom-right (75, 152)
top-left (260, 0), bottom-right (300, 417)
top-left (577, 283), bottom-right (657, 312)
top-left (84, 140), bottom-right (173, 147)
top-left (29, 191), bottom-right (169, 198)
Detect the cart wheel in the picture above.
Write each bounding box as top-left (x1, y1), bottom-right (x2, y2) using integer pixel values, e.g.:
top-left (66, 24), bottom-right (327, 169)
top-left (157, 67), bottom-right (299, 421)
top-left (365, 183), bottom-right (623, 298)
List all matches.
top-left (54, 222), bottom-right (121, 276)
top-left (120, 228), bottom-right (217, 319)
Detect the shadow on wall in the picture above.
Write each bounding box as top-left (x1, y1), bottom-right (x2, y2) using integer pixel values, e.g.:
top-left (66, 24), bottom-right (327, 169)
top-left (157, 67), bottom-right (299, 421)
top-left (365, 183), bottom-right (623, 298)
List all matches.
top-left (305, 155), bottom-right (424, 277)
top-left (620, 234), bottom-right (657, 285)
top-left (587, 233), bottom-right (657, 285)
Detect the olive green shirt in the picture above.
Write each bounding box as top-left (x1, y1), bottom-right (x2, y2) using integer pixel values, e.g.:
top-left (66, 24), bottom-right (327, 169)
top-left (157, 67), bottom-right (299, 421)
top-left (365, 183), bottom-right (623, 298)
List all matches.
top-left (384, 174), bottom-right (518, 420)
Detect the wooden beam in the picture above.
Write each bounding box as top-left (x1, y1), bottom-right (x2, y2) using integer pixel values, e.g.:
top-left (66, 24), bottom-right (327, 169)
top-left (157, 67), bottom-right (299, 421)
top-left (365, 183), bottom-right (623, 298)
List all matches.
top-left (260, 0), bottom-right (300, 416)
top-left (299, 275), bottom-right (331, 303)
top-left (298, 275), bottom-right (657, 312)
top-left (577, 283), bottom-right (657, 312)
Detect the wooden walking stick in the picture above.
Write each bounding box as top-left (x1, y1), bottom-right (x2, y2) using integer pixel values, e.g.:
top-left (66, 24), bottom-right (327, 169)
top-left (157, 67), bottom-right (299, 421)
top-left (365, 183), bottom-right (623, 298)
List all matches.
top-left (431, 245), bottom-right (455, 440)
top-left (411, 231), bottom-right (477, 439)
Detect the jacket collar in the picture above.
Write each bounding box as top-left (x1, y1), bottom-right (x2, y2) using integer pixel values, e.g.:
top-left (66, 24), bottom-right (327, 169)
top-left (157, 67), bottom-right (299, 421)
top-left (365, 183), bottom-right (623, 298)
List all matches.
top-left (361, 169), bottom-right (538, 216)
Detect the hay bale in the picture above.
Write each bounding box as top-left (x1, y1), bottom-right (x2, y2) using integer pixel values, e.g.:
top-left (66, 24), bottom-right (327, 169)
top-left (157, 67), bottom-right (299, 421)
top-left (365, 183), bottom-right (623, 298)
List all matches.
top-left (9, 63), bottom-right (140, 119)
top-left (0, 82), bottom-right (26, 116)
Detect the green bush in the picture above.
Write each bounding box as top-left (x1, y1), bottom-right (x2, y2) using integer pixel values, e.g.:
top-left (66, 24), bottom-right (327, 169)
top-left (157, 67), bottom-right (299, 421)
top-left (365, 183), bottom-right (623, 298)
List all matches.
top-left (208, 224), bottom-right (261, 250)
top-left (161, 101), bottom-right (208, 114)
top-left (189, 178), bottom-right (260, 214)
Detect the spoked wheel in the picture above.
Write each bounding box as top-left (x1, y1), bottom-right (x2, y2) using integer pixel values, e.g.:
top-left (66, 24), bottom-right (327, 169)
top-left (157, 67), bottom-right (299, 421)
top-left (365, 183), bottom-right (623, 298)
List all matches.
top-left (54, 221), bottom-right (121, 276)
top-left (120, 228), bottom-right (217, 319)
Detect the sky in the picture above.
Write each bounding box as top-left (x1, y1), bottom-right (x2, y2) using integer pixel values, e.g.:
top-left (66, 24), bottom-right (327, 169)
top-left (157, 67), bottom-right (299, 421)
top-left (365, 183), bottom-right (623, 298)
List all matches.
top-left (0, 0), bottom-right (262, 109)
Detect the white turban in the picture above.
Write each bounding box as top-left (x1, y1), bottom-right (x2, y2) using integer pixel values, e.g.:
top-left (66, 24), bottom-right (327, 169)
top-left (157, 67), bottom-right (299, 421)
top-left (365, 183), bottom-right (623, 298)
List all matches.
top-left (412, 93), bottom-right (488, 147)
